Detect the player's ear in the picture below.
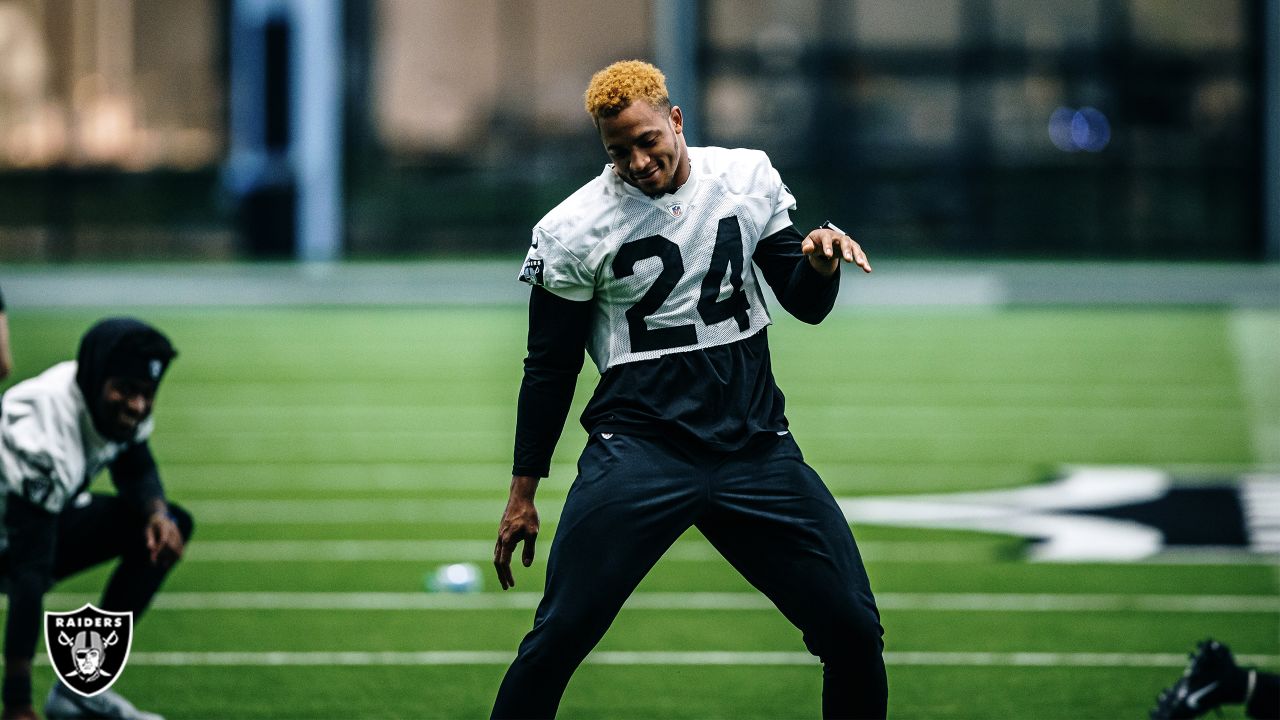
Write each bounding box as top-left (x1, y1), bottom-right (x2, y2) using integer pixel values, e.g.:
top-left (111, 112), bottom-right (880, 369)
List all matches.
top-left (670, 105), bottom-right (683, 135)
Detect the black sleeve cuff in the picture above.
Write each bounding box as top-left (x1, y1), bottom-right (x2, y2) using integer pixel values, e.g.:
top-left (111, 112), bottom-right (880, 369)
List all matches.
top-left (511, 463), bottom-right (549, 478)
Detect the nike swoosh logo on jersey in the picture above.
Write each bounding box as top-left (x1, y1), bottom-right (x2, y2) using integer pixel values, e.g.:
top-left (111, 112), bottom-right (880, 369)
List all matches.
top-left (1186, 680), bottom-right (1219, 709)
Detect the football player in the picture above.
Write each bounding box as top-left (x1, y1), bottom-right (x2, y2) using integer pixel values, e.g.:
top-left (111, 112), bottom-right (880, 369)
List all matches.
top-left (0, 284), bottom-right (13, 381)
top-left (491, 60), bottom-right (885, 718)
top-left (0, 318), bottom-right (192, 720)
top-left (1150, 639), bottom-right (1279, 720)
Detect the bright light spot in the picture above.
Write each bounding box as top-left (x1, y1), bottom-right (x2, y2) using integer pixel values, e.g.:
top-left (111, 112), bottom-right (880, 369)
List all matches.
top-left (444, 564), bottom-right (474, 584)
top-left (1048, 107), bottom-right (1077, 152)
top-left (1074, 107), bottom-right (1111, 152)
top-left (1049, 106), bottom-right (1111, 153)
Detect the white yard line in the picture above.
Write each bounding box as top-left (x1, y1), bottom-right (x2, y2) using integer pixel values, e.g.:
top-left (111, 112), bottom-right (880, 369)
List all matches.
top-left (187, 499), bottom-right (543, 524)
top-left (24, 592), bottom-right (1278, 613)
top-left (1230, 311), bottom-right (1280, 465)
top-left (185, 539), bottom-right (995, 563)
top-left (32, 650), bottom-right (1278, 668)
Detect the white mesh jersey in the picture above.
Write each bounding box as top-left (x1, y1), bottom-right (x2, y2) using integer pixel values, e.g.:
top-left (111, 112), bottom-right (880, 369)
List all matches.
top-left (0, 361), bottom-right (154, 513)
top-left (518, 146), bottom-right (797, 373)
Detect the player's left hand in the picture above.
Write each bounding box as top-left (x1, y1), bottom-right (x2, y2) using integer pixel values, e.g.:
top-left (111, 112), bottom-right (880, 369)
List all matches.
top-left (802, 226), bottom-right (871, 276)
top-left (145, 511), bottom-right (185, 569)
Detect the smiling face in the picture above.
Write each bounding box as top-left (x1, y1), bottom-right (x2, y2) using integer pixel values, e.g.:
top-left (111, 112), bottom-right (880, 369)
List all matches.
top-left (97, 376), bottom-right (157, 441)
top-left (598, 101), bottom-right (690, 197)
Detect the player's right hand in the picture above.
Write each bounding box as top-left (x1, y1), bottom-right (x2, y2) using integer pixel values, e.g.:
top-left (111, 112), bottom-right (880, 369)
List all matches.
top-left (494, 476), bottom-right (540, 590)
top-left (145, 510), bottom-right (185, 569)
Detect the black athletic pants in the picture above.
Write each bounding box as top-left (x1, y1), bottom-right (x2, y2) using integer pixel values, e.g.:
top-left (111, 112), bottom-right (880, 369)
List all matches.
top-left (3, 492), bottom-right (194, 702)
top-left (492, 432), bottom-right (886, 719)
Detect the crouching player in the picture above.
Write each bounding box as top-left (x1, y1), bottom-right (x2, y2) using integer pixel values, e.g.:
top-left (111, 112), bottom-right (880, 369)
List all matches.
top-left (0, 319), bottom-right (193, 720)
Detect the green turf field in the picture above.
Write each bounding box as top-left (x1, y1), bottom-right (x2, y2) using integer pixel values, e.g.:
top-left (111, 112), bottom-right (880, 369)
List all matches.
top-left (3, 305), bottom-right (1277, 719)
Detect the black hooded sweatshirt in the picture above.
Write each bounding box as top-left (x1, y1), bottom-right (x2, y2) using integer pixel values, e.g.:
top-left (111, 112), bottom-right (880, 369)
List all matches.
top-left (74, 317), bottom-right (177, 515)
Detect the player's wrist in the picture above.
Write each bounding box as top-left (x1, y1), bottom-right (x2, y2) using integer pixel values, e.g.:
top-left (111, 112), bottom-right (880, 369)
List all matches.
top-left (509, 475), bottom-right (540, 499)
top-left (144, 497), bottom-right (170, 520)
top-left (805, 254), bottom-right (841, 278)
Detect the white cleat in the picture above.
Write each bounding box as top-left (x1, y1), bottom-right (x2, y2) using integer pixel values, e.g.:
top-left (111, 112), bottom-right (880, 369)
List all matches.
top-left (44, 682), bottom-right (165, 720)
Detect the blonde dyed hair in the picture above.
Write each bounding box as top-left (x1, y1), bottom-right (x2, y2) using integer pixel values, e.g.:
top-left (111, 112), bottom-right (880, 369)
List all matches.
top-left (584, 60), bottom-right (670, 121)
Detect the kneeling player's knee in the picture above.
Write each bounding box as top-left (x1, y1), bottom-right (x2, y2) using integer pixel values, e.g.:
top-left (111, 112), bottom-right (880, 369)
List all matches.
top-left (165, 503), bottom-right (195, 542)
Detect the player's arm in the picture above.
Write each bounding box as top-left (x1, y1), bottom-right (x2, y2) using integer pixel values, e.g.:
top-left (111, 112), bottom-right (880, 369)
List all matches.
top-left (0, 285), bottom-right (13, 381)
top-left (2, 495), bottom-right (57, 717)
top-left (753, 223), bottom-right (868, 324)
top-left (110, 441), bottom-right (184, 568)
top-left (495, 286), bottom-right (592, 590)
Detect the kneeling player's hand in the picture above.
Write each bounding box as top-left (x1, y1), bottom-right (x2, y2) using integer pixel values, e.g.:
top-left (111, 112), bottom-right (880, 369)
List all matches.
top-left (494, 476), bottom-right (540, 590)
top-left (145, 511), bottom-right (185, 569)
top-left (802, 224), bottom-right (871, 276)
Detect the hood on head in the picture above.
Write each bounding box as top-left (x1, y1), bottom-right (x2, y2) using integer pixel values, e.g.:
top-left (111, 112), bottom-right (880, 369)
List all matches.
top-left (75, 318), bottom-right (177, 437)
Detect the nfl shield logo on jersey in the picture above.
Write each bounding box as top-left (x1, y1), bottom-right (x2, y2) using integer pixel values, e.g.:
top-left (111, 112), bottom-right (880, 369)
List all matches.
top-left (666, 202), bottom-right (684, 218)
top-left (44, 605), bottom-right (134, 697)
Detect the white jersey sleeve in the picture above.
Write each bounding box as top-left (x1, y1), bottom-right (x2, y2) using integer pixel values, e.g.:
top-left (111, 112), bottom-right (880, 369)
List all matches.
top-left (517, 177), bottom-right (619, 302)
top-left (518, 229), bottom-right (595, 302)
top-left (762, 163), bottom-right (798, 237)
top-left (0, 362), bottom-right (147, 513)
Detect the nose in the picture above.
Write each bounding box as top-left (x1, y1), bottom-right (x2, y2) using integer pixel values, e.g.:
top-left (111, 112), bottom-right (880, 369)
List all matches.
top-left (630, 151), bottom-right (651, 174)
top-left (124, 393), bottom-right (149, 418)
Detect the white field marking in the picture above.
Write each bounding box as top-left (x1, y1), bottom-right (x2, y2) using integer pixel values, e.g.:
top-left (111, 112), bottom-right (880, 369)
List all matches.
top-left (184, 539), bottom-right (995, 563)
top-left (185, 539), bottom-right (715, 562)
top-left (31, 651), bottom-right (1279, 668)
top-left (1144, 548), bottom-right (1280, 565)
top-left (24, 592), bottom-right (1279, 613)
top-left (169, 472), bottom-right (557, 493)
top-left (1230, 311), bottom-right (1280, 464)
top-left (187, 499), bottom-right (557, 524)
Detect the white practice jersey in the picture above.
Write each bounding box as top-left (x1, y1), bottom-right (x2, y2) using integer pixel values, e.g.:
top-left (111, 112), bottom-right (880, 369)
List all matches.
top-left (0, 361), bottom-right (154, 513)
top-left (518, 146), bottom-right (797, 373)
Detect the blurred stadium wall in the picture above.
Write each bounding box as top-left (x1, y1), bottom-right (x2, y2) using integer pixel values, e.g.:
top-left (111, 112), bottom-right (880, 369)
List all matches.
top-left (0, 0), bottom-right (1274, 262)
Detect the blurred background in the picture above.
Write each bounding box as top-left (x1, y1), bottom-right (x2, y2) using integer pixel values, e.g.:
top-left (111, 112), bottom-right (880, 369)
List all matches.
top-left (0, 0), bottom-right (1274, 263)
top-left (0, 3), bottom-right (1277, 719)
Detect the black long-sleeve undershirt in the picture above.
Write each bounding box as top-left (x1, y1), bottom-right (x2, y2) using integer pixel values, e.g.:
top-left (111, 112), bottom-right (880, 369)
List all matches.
top-left (108, 441), bottom-right (167, 517)
top-left (512, 225), bottom-right (839, 478)
top-left (511, 288), bottom-right (592, 478)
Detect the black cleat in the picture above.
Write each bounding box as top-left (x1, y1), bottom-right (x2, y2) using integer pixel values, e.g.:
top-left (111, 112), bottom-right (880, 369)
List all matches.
top-left (1151, 639), bottom-right (1244, 719)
